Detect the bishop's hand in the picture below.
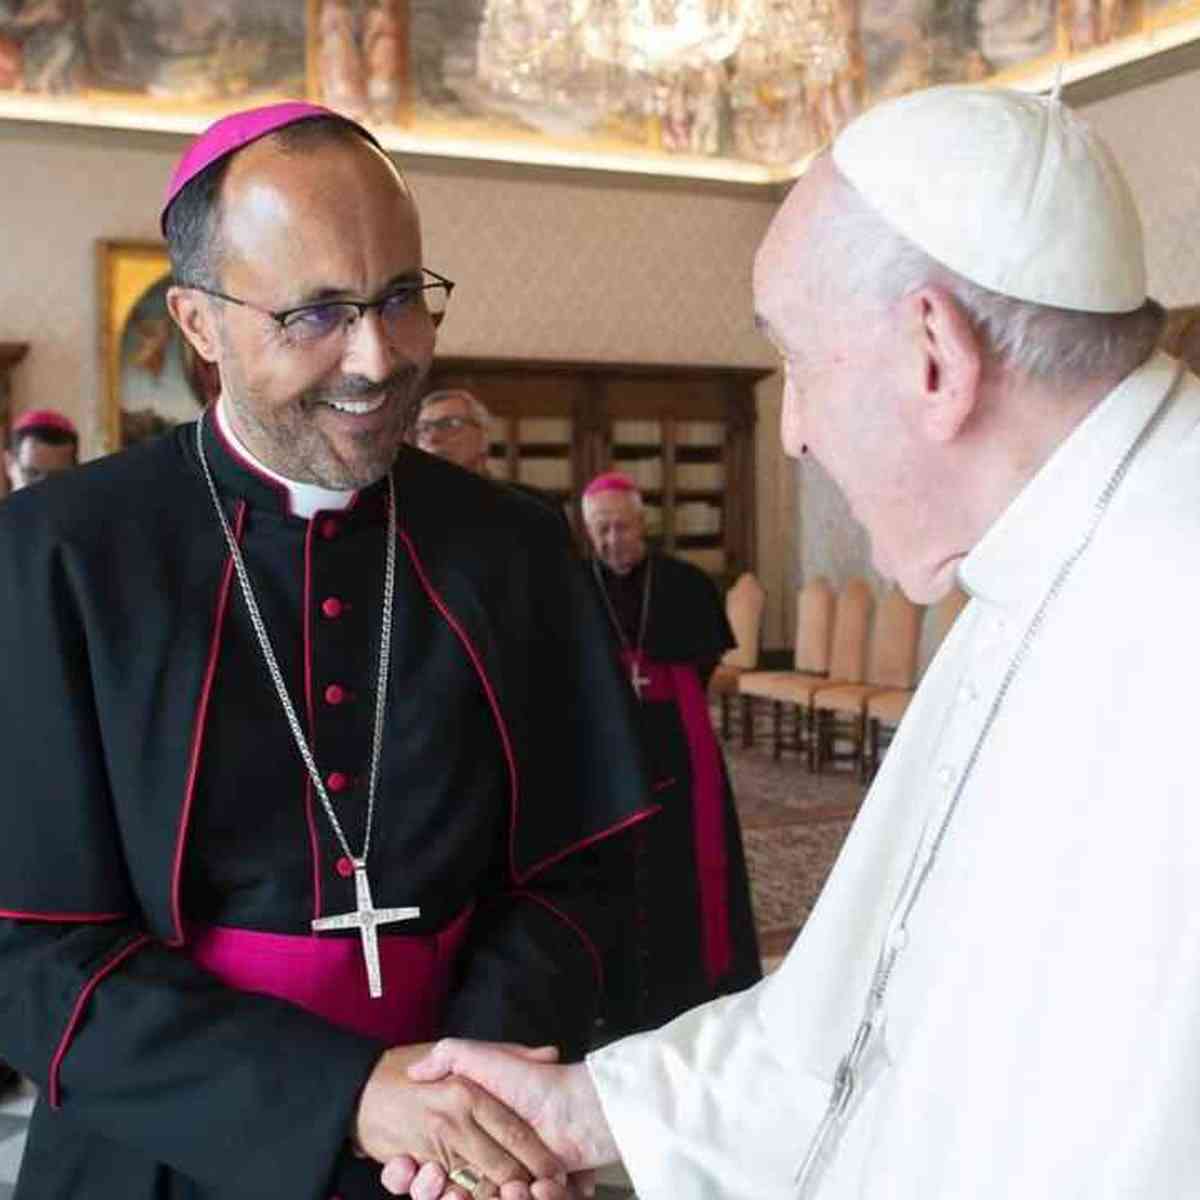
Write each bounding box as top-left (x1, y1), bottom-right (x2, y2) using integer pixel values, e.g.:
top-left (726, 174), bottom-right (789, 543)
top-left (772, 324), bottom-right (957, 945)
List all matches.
top-left (356, 1043), bottom-right (569, 1198)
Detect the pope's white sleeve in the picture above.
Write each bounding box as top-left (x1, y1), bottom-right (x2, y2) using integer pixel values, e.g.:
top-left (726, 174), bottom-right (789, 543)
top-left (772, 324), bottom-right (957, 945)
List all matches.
top-left (587, 969), bottom-right (829, 1200)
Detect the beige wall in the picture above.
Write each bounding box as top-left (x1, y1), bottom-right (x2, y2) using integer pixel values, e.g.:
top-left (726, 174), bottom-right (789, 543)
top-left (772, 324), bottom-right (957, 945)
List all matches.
top-left (0, 117), bottom-right (797, 645)
top-left (1083, 69), bottom-right (1200, 309)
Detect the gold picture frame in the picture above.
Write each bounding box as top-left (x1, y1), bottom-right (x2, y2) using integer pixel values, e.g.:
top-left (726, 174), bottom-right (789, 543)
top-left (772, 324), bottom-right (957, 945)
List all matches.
top-left (96, 240), bottom-right (215, 455)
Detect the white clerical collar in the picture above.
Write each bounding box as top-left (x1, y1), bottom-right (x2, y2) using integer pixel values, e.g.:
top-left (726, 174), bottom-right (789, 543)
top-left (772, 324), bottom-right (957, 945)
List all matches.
top-left (959, 351), bottom-right (1183, 618)
top-left (214, 395), bottom-right (357, 519)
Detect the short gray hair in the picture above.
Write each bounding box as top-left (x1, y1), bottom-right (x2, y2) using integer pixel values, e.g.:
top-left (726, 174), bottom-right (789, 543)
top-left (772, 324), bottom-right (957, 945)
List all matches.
top-left (581, 486), bottom-right (644, 522)
top-left (418, 388), bottom-right (492, 429)
top-left (820, 161), bottom-right (1164, 384)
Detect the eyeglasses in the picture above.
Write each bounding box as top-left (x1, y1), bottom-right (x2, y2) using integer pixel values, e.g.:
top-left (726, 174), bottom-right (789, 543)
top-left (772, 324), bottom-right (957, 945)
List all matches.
top-left (414, 414), bottom-right (482, 439)
top-left (184, 268), bottom-right (455, 347)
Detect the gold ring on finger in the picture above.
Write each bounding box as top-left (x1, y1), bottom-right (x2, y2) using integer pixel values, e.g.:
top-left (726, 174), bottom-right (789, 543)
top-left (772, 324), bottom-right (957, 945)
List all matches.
top-left (448, 1165), bottom-right (484, 1196)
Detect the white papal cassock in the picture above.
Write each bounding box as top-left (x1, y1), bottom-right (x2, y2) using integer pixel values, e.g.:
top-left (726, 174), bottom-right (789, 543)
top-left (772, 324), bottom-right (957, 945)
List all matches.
top-left (588, 351), bottom-right (1200, 1199)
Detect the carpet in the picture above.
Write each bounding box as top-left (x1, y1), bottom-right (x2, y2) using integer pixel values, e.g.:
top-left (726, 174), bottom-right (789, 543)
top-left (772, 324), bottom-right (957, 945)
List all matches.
top-left (721, 704), bottom-right (867, 965)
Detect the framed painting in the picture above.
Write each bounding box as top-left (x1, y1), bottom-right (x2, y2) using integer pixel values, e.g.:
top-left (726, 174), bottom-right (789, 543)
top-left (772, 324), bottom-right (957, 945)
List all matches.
top-left (0, 341), bottom-right (29, 499)
top-left (96, 240), bottom-right (216, 455)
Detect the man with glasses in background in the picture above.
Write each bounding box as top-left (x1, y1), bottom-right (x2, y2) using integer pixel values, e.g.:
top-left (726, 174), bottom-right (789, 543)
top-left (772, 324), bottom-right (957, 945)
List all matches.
top-left (412, 388), bottom-right (492, 476)
top-left (0, 103), bottom-right (650, 1200)
top-left (413, 388), bottom-right (576, 546)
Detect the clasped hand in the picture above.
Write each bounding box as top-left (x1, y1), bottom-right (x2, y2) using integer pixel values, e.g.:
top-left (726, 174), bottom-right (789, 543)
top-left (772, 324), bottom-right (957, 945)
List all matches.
top-left (355, 1043), bottom-right (573, 1200)
top-left (367, 1040), bottom-right (617, 1200)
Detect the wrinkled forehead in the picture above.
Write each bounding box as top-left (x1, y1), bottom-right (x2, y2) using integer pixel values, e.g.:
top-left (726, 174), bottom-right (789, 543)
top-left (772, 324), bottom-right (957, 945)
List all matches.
top-left (753, 165), bottom-right (828, 347)
top-left (19, 438), bottom-right (76, 465)
top-left (219, 137), bottom-right (420, 281)
top-left (585, 491), bottom-right (642, 524)
top-left (420, 391), bottom-right (474, 419)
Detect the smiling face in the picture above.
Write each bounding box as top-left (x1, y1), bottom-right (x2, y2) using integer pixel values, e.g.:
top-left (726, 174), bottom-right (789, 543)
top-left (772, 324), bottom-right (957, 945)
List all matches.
top-left (753, 157), bottom-right (958, 600)
top-left (170, 133), bottom-right (434, 489)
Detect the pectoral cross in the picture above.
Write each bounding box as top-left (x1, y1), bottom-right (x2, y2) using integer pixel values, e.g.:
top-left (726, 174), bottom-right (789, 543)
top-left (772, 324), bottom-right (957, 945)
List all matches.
top-left (630, 659), bottom-right (651, 701)
top-left (311, 860), bottom-right (420, 999)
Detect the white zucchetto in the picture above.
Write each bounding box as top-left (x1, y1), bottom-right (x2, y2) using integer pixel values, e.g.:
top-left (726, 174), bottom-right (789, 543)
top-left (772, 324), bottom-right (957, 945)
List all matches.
top-left (831, 85), bottom-right (1147, 314)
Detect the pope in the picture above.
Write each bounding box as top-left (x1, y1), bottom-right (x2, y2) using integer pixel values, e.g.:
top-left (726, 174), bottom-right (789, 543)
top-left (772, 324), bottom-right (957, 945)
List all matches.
top-left (386, 83), bottom-right (1200, 1200)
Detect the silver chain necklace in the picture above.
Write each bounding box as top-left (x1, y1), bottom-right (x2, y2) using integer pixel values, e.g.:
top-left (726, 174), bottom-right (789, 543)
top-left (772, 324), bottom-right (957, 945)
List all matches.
top-left (195, 420), bottom-right (419, 998)
top-left (795, 367), bottom-right (1179, 1197)
top-left (592, 554), bottom-right (654, 700)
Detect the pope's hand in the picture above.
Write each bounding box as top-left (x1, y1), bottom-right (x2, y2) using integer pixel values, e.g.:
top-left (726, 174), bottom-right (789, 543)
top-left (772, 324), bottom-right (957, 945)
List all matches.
top-left (355, 1043), bottom-right (568, 1196)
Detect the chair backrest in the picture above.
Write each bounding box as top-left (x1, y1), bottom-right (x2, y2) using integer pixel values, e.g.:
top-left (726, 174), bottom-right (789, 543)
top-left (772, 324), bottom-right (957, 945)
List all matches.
top-left (929, 586), bottom-right (968, 650)
top-left (866, 586), bottom-right (923, 688)
top-left (826, 576), bottom-right (873, 683)
top-left (721, 572), bottom-right (765, 669)
top-left (792, 576), bottom-right (835, 674)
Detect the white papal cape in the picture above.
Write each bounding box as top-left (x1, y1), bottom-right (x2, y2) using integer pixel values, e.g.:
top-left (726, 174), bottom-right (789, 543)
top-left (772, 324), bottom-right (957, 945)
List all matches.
top-left (589, 352), bottom-right (1200, 1199)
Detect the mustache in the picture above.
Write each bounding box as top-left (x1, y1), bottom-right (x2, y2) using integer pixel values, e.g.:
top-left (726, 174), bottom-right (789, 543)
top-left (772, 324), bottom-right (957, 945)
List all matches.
top-left (302, 364), bottom-right (422, 408)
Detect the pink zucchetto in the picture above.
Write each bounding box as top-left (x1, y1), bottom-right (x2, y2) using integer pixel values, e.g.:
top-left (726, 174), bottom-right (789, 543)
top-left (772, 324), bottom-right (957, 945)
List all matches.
top-left (160, 101), bottom-right (381, 233)
top-left (13, 409), bottom-right (77, 437)
top-left (583, 471), bottom-right (639, 499)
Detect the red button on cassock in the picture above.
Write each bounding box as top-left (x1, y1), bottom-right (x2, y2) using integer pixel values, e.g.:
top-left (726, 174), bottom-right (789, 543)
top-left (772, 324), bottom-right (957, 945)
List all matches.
top-left (326, 771), bottom-right (349, 793)
top-left (324, 684), bottom-right (347, 706)
top-left (321, 597), bottom-right (343, 619)
top-left (335, 857), bottom-right (354, 878)
top-left (320, 518), bottom-right (340, 541)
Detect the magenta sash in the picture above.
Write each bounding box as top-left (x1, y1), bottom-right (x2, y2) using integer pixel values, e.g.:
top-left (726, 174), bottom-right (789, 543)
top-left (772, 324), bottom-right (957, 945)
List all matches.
top-left (620, 650), bottom-right (732, 985)
top-left (185, 905), bottom-right (474, 1044)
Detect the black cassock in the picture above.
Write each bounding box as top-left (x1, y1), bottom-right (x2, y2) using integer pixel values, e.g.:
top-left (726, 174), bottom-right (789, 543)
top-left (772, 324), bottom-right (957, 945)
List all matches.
top-left (591, 553), bottom-right (761, 1035)
top-left (0, 413), bottom-right (652, 1200)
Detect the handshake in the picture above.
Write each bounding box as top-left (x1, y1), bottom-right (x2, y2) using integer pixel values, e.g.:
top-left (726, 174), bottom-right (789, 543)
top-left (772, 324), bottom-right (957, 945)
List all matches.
top-left (355, 1038), bottom-right (620, 1200)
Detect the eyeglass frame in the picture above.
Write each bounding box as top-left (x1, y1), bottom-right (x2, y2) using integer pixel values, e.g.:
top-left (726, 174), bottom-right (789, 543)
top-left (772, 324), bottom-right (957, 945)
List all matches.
top-left (413, 414), bottom-right (483, 439)
top-left (179, 267), bottom-right (455, 338)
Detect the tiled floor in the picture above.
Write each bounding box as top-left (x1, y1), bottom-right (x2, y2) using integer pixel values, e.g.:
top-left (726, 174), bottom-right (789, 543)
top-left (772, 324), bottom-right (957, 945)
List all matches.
top-left (0, 710), bottom-right (864, 1197)
top-left (0, 1078), bottom-right (34, 1199)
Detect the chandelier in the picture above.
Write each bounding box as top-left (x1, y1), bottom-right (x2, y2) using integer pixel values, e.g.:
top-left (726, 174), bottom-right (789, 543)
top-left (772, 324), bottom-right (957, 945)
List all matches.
top-left (582, 0), bottom-right (747, 72)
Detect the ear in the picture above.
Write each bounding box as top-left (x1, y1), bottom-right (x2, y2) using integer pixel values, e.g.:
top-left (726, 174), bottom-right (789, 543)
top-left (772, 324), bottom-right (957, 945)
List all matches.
top-left (902, 285), bottom-right (982, 443)
top-left (166, 286), bottom-right (221, 364)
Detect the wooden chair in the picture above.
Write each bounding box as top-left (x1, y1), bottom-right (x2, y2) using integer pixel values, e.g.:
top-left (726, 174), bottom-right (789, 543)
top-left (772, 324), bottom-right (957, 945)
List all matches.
top-left (862, 586), bottom-right (970, 780)
top-left (813, 585), bottom-right (923, 776)
top-left (708, 572), bottom-right (766, 740)
top-left (738, 577), bottom-right (871, 767)
top-left (735, 577), bottom-right (834, 759)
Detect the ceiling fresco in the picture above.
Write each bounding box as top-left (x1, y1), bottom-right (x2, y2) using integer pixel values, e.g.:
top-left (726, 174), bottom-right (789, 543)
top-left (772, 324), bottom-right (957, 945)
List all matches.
top-left (0, 0), bottom-right (1195, 181)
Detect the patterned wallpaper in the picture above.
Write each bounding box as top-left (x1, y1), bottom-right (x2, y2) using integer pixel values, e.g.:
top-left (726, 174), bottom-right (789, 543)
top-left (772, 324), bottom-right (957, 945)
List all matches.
top-left (412, 163), bottom-right (778, 367)
top-left (1083, 70), bottom-right (1200, 309)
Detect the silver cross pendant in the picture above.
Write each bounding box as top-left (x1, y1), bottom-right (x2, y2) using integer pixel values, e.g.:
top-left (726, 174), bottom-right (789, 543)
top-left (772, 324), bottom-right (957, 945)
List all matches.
top-left (630, 661), bottom-right (651, 700)
top-left (311, 860), bottom-right (421, 998)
